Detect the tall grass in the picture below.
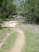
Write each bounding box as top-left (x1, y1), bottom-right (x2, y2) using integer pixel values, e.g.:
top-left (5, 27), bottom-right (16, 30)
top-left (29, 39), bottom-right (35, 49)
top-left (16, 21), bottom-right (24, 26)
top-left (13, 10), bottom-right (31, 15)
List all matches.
top-left (17, 19), bottom-right (39, 52)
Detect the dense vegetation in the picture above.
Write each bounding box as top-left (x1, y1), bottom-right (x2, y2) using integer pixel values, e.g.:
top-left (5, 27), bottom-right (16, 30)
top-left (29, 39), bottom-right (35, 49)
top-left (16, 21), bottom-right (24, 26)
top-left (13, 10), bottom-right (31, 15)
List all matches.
top-left (0, 0), bottom-right (16, 20)
top-left (0, 0), bottom-right (39, 27)
top-left (20, 0), bottom-right (39, 24)
top-left (0, 0), bottom-right (16, 28)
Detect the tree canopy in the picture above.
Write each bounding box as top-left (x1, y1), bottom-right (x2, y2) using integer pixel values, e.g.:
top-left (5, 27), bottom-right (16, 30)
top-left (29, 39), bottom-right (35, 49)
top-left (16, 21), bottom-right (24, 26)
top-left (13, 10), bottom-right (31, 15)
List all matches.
top-left (20, 0), bottom-right (39, 24)
top-left (0, 0), bottom-right (16, 20)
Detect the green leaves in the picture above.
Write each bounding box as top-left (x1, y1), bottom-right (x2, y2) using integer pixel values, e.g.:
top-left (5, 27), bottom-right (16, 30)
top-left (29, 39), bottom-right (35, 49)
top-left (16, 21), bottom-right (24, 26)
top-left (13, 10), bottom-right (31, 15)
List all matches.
top-left (20, 0), bottom-right (39, 24)
top-left (0, 0), bottom-right (16, 19)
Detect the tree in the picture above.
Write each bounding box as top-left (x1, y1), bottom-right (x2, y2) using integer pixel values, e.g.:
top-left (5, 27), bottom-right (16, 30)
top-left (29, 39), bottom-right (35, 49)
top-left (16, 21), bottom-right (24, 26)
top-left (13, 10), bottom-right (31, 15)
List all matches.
top-left (0, 0), bottom-right (16, 28)
top-left (20, 0), bottom-right (39, 24)
top-left (0, 0), bottom-right (16, 20)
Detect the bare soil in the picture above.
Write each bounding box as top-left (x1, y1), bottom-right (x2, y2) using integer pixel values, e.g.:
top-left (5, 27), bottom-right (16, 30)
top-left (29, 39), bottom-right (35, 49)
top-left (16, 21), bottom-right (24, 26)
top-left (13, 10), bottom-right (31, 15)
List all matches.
top-left (8, 27), bottom-right (25, 52)
top-left (0, 21), bottom-right (17, 48)
top-left (0, 20), bottom-right (25, 52)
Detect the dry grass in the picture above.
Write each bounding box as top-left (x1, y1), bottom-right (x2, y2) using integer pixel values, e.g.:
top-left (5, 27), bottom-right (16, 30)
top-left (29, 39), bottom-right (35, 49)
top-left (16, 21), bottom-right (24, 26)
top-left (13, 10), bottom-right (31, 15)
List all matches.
top-left (17, 19), bottom-right (39, 52)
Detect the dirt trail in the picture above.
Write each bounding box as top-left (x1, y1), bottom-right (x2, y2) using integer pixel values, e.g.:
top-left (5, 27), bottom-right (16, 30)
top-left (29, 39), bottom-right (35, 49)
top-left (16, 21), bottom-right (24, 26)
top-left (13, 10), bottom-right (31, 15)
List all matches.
top-left (0, 21), bottom-right (17, 48)
top-left (6, 21), bottom-right (25, 52)
top-left (8, 27), bottom-right (25, 52)
top-left (1, 20), bottom-right (25, 52)
top-left (3, 21), bottom-right (17, 27)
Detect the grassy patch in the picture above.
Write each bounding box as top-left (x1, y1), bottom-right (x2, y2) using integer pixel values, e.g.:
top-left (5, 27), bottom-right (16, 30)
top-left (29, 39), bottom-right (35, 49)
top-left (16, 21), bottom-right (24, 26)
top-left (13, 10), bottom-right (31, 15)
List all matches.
top-left (24, 31), bottom-right (39, 52)
top-left (0, 32), bottom-right (17, 52)
top-left (17, 19), bottom-right (39, 52)
top-left (0, 28), bottom-right (9, 36)
top-left (0, 28), bottom-right (11, 43)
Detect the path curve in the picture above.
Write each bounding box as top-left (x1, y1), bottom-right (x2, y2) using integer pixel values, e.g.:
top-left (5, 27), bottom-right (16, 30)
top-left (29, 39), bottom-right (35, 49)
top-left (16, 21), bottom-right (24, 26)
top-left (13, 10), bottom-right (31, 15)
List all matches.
top-left (8, 28), bottom-right (25, 52)
top-left (3, 21), bottom-right (25, 52)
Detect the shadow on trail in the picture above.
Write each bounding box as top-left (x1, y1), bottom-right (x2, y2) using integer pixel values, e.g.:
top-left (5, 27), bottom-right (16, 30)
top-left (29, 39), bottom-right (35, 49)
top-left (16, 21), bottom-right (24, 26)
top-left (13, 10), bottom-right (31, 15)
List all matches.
top-left (19, 21), bottom-right (39, 25)
top-left (1, 27), bottom-right (17, 29)
top-left (0, 27), bottom-right (13, 30)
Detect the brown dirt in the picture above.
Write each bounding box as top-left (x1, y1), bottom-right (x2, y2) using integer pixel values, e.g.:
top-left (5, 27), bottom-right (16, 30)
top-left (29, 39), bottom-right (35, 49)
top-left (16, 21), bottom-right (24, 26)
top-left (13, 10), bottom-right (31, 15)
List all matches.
top-left (3, 21), bottom-right (17, 27)
top-left (0, 21), bottom-right (17, 48)
top-left (8, 27), bottom-right (25, 52)
top-left (0, 21), bottom-right (25, 52)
